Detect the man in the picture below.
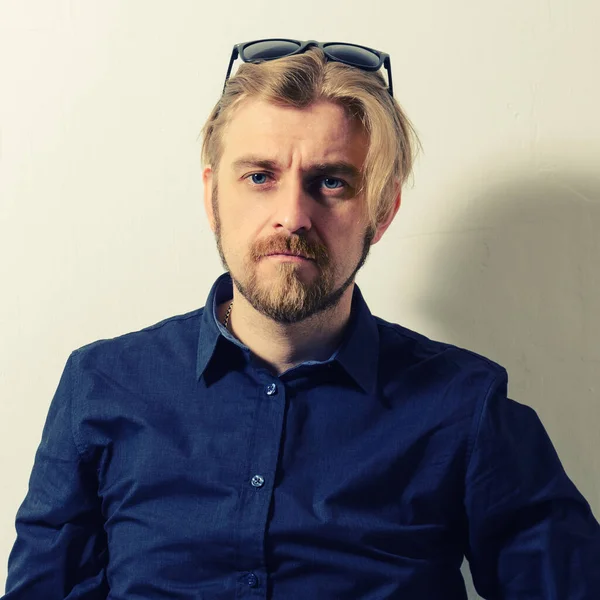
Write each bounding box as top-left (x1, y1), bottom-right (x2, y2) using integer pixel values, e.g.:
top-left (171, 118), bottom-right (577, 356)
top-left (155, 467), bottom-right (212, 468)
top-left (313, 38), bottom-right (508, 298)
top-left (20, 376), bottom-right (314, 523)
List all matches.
top-left (3, 39), bottom-right (600, 599)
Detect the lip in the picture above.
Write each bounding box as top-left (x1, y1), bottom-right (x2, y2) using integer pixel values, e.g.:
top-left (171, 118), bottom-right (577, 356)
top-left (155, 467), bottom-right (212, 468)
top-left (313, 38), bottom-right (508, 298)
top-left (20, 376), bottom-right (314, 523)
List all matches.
top-left (266, 253), bottom-right (312, 261)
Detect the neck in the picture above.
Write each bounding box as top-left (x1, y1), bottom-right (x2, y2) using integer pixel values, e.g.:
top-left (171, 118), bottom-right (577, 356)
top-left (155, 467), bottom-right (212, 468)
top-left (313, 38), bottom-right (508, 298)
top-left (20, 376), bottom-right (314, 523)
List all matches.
top-left (219, 286), bottom-right (354, 376)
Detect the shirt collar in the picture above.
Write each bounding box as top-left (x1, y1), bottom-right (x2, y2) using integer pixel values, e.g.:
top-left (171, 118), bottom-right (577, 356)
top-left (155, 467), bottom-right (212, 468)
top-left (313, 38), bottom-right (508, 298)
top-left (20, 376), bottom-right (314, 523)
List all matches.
top-left (196, 272), bottom-right (379, 394)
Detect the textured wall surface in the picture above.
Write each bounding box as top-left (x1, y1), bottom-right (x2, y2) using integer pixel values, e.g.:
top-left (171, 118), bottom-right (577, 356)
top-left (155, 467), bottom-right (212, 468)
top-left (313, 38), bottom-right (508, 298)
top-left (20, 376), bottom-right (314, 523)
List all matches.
top-left (1, 1), bottom-right (599, 597)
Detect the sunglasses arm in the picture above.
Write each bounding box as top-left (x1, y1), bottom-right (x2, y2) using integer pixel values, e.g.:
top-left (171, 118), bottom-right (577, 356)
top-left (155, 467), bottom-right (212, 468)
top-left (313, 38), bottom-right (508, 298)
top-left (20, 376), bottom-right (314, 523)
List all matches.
top-left (223, 47), bottom-right (240, 93)
top-left (384, 56), bottom-right (394, 98)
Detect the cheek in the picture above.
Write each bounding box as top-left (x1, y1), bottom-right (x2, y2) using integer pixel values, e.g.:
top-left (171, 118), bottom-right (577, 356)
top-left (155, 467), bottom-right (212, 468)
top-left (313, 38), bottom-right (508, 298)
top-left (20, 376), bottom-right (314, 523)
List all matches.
top-left (332, 218), bottom-right (364, 248)
top-left (220, 217), bottom-right (259, 261)
top-left (221, 193), bottom-right (267, 233)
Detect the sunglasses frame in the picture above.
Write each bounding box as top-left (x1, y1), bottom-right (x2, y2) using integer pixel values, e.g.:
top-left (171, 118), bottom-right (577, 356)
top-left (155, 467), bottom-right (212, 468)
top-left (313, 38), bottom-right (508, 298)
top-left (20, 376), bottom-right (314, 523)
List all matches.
top-left (223, 38), bottom-right (394, 97)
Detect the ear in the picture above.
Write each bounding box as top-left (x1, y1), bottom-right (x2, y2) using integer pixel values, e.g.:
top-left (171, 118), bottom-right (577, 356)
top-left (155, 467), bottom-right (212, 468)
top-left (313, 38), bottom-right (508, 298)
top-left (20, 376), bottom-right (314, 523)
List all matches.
top-left (203, 166), bottom-right (216, 233)
top-left (371, 182), bottom-right (402, 245)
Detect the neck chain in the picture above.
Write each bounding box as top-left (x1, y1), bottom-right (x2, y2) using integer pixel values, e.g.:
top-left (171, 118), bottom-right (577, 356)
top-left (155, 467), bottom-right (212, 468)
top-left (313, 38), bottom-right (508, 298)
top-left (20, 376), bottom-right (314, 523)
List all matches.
top-left (223, 300), bottom-right (234, 330)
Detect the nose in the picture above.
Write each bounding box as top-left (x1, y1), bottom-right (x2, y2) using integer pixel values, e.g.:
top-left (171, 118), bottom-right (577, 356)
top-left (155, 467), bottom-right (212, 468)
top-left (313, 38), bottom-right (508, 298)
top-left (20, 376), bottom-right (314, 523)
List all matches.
top-left (271, 178), bottom-right (313, 235)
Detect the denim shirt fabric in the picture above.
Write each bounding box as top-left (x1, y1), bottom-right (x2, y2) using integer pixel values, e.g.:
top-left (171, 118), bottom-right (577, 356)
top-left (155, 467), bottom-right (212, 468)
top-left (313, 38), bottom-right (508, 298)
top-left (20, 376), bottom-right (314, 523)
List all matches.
top-left (4, 272), bottom-right (600, 599)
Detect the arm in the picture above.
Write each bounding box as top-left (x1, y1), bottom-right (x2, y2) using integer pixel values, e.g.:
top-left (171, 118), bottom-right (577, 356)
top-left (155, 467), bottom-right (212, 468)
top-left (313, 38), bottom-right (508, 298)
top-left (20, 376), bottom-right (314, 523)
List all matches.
top-left (3, 354), bottom-right (108, 599)
top-left (464, 375), bottom-right (600, 599)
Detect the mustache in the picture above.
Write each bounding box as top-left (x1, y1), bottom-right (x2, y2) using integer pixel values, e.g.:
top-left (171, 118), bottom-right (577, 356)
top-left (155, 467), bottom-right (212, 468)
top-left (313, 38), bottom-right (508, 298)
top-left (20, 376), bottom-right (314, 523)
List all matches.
top-left (255, 236), bottom-right (326, 262)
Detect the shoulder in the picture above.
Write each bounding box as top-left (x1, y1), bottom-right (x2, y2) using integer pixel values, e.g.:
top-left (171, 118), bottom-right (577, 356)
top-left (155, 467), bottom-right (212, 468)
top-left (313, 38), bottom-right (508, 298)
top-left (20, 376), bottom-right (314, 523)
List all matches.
top-left (373, 315), bottom-right (507, 389)
top-left (70, 308), bottom-right (205, 373)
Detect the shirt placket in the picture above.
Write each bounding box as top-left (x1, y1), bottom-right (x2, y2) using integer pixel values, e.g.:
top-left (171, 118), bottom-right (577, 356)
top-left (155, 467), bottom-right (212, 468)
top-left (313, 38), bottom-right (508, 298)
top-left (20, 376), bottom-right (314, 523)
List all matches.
top-left (234, 376), bottom-right (287, 598)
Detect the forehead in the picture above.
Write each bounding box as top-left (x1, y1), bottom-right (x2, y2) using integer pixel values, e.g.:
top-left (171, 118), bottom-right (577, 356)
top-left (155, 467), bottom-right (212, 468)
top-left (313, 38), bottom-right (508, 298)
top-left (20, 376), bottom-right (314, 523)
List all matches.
top-left (220, 98), bottom-right (368, 167)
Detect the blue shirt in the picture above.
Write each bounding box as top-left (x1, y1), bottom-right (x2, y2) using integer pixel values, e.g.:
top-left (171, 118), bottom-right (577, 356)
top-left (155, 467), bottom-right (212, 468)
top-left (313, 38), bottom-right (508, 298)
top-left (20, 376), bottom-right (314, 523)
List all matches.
top-left (4, 272), bottom-right (600, 599)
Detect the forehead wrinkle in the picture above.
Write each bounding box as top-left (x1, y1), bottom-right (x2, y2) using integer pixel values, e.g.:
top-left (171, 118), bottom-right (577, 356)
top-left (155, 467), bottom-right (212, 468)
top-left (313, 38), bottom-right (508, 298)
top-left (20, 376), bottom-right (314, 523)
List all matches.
top-left (225, 99), bottom-right (360, 146)
top-left (222, 99), bottom-right (369, 181)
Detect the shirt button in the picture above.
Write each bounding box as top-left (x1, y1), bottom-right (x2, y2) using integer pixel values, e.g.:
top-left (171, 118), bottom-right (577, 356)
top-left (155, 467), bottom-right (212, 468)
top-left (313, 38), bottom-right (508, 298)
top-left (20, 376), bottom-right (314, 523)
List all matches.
top-left (251, 474), bottom-right (265, 488)
top-left (265, 383), bottom-right (277, 396)
top-left (246, 572), bottom-right (259, 587)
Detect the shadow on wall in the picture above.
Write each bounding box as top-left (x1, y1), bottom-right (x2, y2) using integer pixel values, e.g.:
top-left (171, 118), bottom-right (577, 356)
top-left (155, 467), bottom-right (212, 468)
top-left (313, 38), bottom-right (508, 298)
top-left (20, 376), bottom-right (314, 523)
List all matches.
top-left (418, 166), bottom-right (600, 600)
top-left (419, 166), bottom-right (600, 497)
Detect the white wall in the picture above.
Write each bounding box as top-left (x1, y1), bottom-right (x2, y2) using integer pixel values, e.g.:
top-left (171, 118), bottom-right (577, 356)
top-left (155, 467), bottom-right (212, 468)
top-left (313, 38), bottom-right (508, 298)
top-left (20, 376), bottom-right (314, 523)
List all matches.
top-left (1, 1), bottom-right (599, 597)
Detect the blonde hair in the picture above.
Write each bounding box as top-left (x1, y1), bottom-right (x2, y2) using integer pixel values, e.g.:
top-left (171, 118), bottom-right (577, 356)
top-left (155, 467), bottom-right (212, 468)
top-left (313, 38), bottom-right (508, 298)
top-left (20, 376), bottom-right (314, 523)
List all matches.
top-left (201, 47), bottom-right (419, 233)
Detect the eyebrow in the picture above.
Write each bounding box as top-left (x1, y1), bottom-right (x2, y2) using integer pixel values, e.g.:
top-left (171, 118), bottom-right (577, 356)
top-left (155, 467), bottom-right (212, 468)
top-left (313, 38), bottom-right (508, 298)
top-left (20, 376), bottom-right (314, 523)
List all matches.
top-left (231, 156), bottom-right (362, 181)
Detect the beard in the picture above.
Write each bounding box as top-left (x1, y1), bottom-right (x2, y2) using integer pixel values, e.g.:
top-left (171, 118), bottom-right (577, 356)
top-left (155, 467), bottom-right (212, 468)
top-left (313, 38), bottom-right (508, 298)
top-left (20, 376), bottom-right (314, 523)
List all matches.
top-left (212, 185), bottom-right (375, 324)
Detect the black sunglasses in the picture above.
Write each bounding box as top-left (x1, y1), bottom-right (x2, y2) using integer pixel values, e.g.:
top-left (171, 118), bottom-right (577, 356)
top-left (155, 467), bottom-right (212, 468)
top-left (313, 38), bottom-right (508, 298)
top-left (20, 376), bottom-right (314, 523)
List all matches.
top-left (223, 38), bottom-right (394, 97)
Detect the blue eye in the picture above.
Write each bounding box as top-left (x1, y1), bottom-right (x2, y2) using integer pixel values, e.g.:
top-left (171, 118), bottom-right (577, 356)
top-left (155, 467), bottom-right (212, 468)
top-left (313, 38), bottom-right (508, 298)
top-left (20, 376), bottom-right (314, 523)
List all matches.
top-left (250, 173), bottom-right (268, 185)
top-left (322, 178), bottom-right (344, 190)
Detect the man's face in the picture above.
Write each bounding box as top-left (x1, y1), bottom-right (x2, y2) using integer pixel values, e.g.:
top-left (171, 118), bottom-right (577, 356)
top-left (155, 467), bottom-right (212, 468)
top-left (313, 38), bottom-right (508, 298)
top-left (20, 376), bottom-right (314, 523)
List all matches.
top-left (203, 98), bottom-right (394, 324)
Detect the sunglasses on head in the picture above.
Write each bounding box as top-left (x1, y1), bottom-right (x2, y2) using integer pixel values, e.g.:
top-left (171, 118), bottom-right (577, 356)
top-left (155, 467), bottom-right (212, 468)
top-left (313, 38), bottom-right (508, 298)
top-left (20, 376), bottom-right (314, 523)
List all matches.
top-left (223, 38), bottom-right (394, 97)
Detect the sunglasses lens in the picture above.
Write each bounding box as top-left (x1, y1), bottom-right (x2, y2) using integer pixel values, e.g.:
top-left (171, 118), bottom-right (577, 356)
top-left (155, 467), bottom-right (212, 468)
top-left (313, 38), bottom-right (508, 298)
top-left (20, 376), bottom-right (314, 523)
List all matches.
top-left (324, 44), bottom-right (380, 68)
top-left (243, 40), bottom-right (301, 61)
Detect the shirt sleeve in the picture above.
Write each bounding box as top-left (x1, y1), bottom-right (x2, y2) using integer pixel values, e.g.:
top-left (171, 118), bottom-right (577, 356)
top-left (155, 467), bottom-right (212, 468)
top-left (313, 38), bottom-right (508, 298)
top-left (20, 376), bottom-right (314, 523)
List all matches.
top-left (464, 373), bottom-right (600, 599)
top-left (3, 353), bottom-right (108, 599)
